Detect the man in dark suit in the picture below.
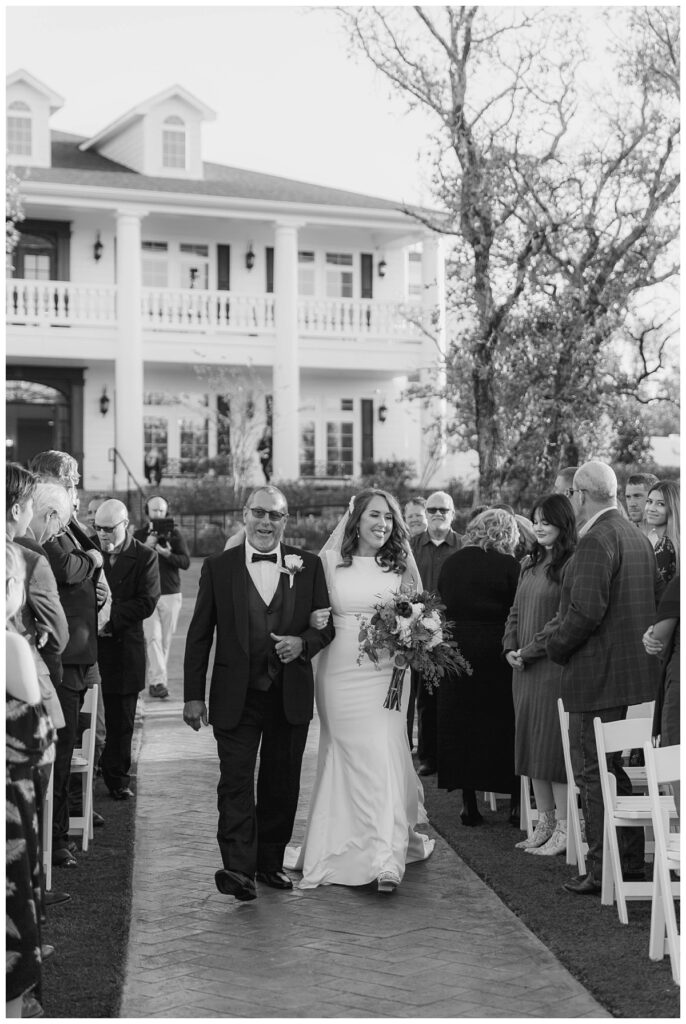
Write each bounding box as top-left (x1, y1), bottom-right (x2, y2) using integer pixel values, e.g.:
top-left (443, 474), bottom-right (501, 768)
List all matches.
top-left (545, 461), bottom-right (661, 895)
top-left (183, 485), bottom-right (334, 901)
top-left (94, 499), bottom-right (160, 799)
top-left (29, 451), bottom-right (106, 869)
top-left (411, 491), bottom-right (462, 774)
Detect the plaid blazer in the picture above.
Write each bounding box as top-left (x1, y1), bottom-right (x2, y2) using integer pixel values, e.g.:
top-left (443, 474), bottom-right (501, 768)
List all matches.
top-left (545, 509), bottom-right (662, 712)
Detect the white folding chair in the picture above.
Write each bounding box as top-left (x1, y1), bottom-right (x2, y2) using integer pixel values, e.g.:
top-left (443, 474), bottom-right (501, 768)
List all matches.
top-left (483, 792), bottom-right (498, 812)
top-left (42, 763), bottom-right (54, 892)
top-left (69, 683), bottom-right (98, 851)
top-left (557, 698), bottom-right (587, 873)
top-left (643, 741), bottom-right (680, 985)
top-left (594, 716), bottom-right (678, 924)
top-left (519, 775), bottom-right (538, 838)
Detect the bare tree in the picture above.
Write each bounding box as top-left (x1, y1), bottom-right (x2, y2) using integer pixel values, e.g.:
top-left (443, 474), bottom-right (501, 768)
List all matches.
top-left (341, 6), bottom-right (679, 498)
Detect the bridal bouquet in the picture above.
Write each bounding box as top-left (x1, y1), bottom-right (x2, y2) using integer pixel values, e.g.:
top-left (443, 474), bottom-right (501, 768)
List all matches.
top-left (357, 588), bottom-right (472, 711)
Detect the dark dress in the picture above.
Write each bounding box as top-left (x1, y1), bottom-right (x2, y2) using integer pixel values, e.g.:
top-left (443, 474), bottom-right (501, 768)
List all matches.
top-left (6, 684), bottom-right (56, 1002)
top-left (651, 574), bottom-right (680, 745)
top-left (653, 535), bottom-right (677, 586)
top-left (437, 546), bottom-right (520, 793)
top-left (502, 556), bottom-right (566, 782)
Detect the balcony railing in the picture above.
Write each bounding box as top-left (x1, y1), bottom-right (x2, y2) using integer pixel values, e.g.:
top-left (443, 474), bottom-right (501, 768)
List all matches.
top-left (7, 280), bottom-right (422, 338)
top-left (6, 279), bottom-right (117, 326)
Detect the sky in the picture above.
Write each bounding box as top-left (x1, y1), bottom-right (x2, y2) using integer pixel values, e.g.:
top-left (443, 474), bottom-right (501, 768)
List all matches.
top-left (5, 3), bottom-right (437, 205)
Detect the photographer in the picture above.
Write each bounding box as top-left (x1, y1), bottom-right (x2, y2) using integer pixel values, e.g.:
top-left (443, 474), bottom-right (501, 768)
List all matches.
top-left (134, 497), bottom-right (190, 699)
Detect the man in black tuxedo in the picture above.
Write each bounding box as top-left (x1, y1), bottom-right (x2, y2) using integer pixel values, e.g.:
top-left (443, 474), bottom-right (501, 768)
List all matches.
top-left (183, 485), bottom-right (334, 901)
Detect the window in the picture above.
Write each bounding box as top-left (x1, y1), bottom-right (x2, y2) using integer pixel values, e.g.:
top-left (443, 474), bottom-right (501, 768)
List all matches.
top-left (180, 243), bottom-right (209, 289)
top-left (298, 251), bottom-right (315, 296)
top-left (179, 418), bottom-right (208, 472)
top-left (142, 241), bottom-right (168, 288)
top-left (326, 422), bottom-right (353, 476)
top-left (7, 101), bottom-right (32, 155)
top-left (326, 253), bottom-right (353, 298)
top-left (340, 399), bottom-right (353, 411)
top-left (300, 422), bottom-right (315, 476)
top-left (217, 395), bottom-right (231, 456)
top-left (23, 254), bottom-right (51, 280)
top-left (408, 250), bottom-right (423, 298)
top-left (162, 115), bottom-right (186, 169)
top-left (143, 417), bottom-right (168, 465)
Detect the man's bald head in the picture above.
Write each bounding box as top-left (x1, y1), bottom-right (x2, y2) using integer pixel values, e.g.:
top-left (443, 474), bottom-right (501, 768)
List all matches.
top-left (94, 499), bottom-right (130, 552)
top-left (574, 461), bottom-right (617, 503)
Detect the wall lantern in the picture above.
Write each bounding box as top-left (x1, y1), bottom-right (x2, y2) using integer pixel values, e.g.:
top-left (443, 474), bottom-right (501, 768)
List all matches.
top-left (245, 243), bottom-right (256, 270)
top-left (99, 387), bottom-right (110, 417)
top-left (93, 231), bottom-right (104, 262)
top-left (377, 258), bottom-right (387, 278)
top-left (378, 403), bottom-right (388, 423)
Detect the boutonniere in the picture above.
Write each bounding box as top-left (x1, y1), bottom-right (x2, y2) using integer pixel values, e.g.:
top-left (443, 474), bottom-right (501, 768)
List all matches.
top-left (280, 554), bottom-right (305, 589)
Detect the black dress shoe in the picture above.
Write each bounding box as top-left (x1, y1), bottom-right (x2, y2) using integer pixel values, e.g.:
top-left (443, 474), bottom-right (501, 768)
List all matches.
top-left (110, 787), bottom-right (134, 800)
top-left (563, 872), bottom-right (601, 895)
top-left (214, 869), bottom-right (257, 901)
top-left (44, 889), bottom-right (70, 907)
top-left (417, 761), bottom-right (437, 776)
top-left (52, 847), bottom-right (77, 868)
top-left (41, 943), bottom-right (56, 962)
top-left (460, 809), bottom-right (484, 827)
top-left (256, 870), bottom-right (294, 890)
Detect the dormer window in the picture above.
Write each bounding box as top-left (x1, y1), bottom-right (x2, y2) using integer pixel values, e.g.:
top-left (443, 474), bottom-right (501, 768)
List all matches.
top-left (162, 115), bottom-right (186, 169)
top-left (7, 100), bottom-right (32, 155)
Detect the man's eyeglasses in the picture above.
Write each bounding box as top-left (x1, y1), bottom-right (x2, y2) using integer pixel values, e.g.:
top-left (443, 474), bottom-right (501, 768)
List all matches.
top-left (247, 507), bottom-right (288, 522)
top-left (95, 520), bottom-right (127, 534)
top-left (571, 488), bottom-right (587, 496)
top-left (563, 488), bottom-right (574, 498)
top-left (426, 507), bottom-right (452, 516)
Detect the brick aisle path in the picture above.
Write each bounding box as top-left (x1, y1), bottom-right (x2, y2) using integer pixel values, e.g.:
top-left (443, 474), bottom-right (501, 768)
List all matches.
top-left (120, 559), bottom-right (608, 1019)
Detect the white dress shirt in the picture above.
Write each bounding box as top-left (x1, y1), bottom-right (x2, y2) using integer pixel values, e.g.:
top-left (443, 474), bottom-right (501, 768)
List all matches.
top-left (245, 540), bottom-right (282, 606)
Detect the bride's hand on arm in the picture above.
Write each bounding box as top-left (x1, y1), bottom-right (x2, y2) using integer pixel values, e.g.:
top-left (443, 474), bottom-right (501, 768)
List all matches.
top-left (309, 607), bottom-right (331, 629)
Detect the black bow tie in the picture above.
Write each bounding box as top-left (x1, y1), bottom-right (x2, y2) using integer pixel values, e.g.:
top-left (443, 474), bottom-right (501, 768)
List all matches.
top-left (252, 552), bottom-right (277, 563)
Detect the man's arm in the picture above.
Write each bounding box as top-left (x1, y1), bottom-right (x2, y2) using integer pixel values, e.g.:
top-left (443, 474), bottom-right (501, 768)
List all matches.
top-left (43, 534), bottom-right (99, 585)
top-left (109, 548), bottom-right (161, 634)
top-left (294, 557), bottom-right (335, 663)
top-left (183, 557), bottom-right (218, 704)
top-left (546, 535), bottom-right (613, 665)
top-left (165, 529), bottom-right (191, 570)
top-left (25, 553), bottom-right (69, 657)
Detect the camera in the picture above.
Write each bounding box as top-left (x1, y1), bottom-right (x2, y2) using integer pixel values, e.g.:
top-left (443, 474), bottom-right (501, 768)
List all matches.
top-left (150, 516), bottom-right (175, 547)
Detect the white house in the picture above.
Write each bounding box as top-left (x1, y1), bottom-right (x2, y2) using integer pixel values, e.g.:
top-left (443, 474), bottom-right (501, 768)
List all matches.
top-left (6, 69), bottom-right (459, 492)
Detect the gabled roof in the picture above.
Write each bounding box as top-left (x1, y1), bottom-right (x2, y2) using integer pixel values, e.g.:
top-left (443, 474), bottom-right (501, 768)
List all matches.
top-left (79, 85), bottom-right (216, 152)
top-left (7, 68), bottom-right (64, 113)
top-left (33, 131), bottom-right (413, 214)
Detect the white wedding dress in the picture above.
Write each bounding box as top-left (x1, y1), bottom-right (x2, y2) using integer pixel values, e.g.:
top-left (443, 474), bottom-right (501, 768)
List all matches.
top-left (286, 551), bottom-right (435, 888)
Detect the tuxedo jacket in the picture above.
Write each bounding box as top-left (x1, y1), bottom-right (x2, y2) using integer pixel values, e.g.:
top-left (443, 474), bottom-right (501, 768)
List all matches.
top-left (14, 535), bottom-right (69, 685)
top-left (96, 536), bottom-right (161, 694)
top-left (545, 509), bottom-right (662, 712)
top-left (183, 543), bottom-right (334, 730)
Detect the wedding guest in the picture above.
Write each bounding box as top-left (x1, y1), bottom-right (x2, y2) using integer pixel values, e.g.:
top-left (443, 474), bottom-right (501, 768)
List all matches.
top-left (545, 461), bottom-right (660, 896)
top-left (554, 467), bottom-right (578, 498)
top-left (503, 494), bottom-right (577, 855)
top-left (404, 497), bottom-right (428, 538)
top-left (287, 489), bottom-right (434, 894)
top-left (184, 486), bottom-right (334, 901)
top-left (643, 575), bottom-right (680, 747)
top-left (437, 509), bottom-right (520, 826)
top-left (643, 480), bottom-right (679, 585)
top-left (6, 541), bottom-right (57, 1019)
top-left (83, 494), bottom-right (108, 537)
top-left (412, 491), bottom-right (462, 777)
top-left (95, 500), bottom-right (160, 799)
top-left (624, 472), bottom-right (659, 531)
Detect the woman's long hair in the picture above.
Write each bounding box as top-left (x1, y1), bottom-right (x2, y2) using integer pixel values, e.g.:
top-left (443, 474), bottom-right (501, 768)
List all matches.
top-left (339, 489), bottom-right (409, 574)
top-left (647, 481), bottom-right (680, 572)
top-left (462, 508), bottom-right (519, 557)
top-left (527, 493), bottom-right (577, 583)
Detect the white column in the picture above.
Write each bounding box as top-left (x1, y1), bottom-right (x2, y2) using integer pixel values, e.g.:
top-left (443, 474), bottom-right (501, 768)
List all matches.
top-left (419, 234), bottom-right (448, 487)
top-left (272, 220), bottom-right (301, 481)
top-left (114, 208), bottom-right (145, 491)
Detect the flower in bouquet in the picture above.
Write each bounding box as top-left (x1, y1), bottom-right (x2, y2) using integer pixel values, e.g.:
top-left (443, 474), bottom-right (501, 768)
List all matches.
top-left (357, 587), bottom-right (472, 711)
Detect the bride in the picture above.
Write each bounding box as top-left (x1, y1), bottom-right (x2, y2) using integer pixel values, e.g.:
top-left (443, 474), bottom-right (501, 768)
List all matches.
top-left (286, 489), bottom-right (435, 894)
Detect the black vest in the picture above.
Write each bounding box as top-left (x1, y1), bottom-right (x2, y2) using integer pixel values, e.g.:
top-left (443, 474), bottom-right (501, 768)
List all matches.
top-left (246, 573), bottom-right (284, 691)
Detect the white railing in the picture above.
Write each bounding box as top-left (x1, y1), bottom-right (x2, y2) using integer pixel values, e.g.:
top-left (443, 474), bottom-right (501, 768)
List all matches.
top-left (6, 279), bottom-right (117, 326)
top-left (297, 298), bottom-right (422, 338)
top-left (141, 288), bottom-right (276, 332)
top-left (7, 281), bottom-right (422, 339)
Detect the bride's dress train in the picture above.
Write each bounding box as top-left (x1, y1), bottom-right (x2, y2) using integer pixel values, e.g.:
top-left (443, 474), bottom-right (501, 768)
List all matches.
top-left (286, 553), bottom-right (434, 888)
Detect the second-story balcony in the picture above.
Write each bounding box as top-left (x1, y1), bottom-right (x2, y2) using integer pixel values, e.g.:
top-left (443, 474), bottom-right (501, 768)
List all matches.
top-left (7, 279), bottom-right (423, 340)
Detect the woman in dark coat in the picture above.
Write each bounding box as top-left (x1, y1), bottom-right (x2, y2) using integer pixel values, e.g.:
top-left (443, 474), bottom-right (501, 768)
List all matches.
top-left (437, 509), bottom-right (520, 825)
